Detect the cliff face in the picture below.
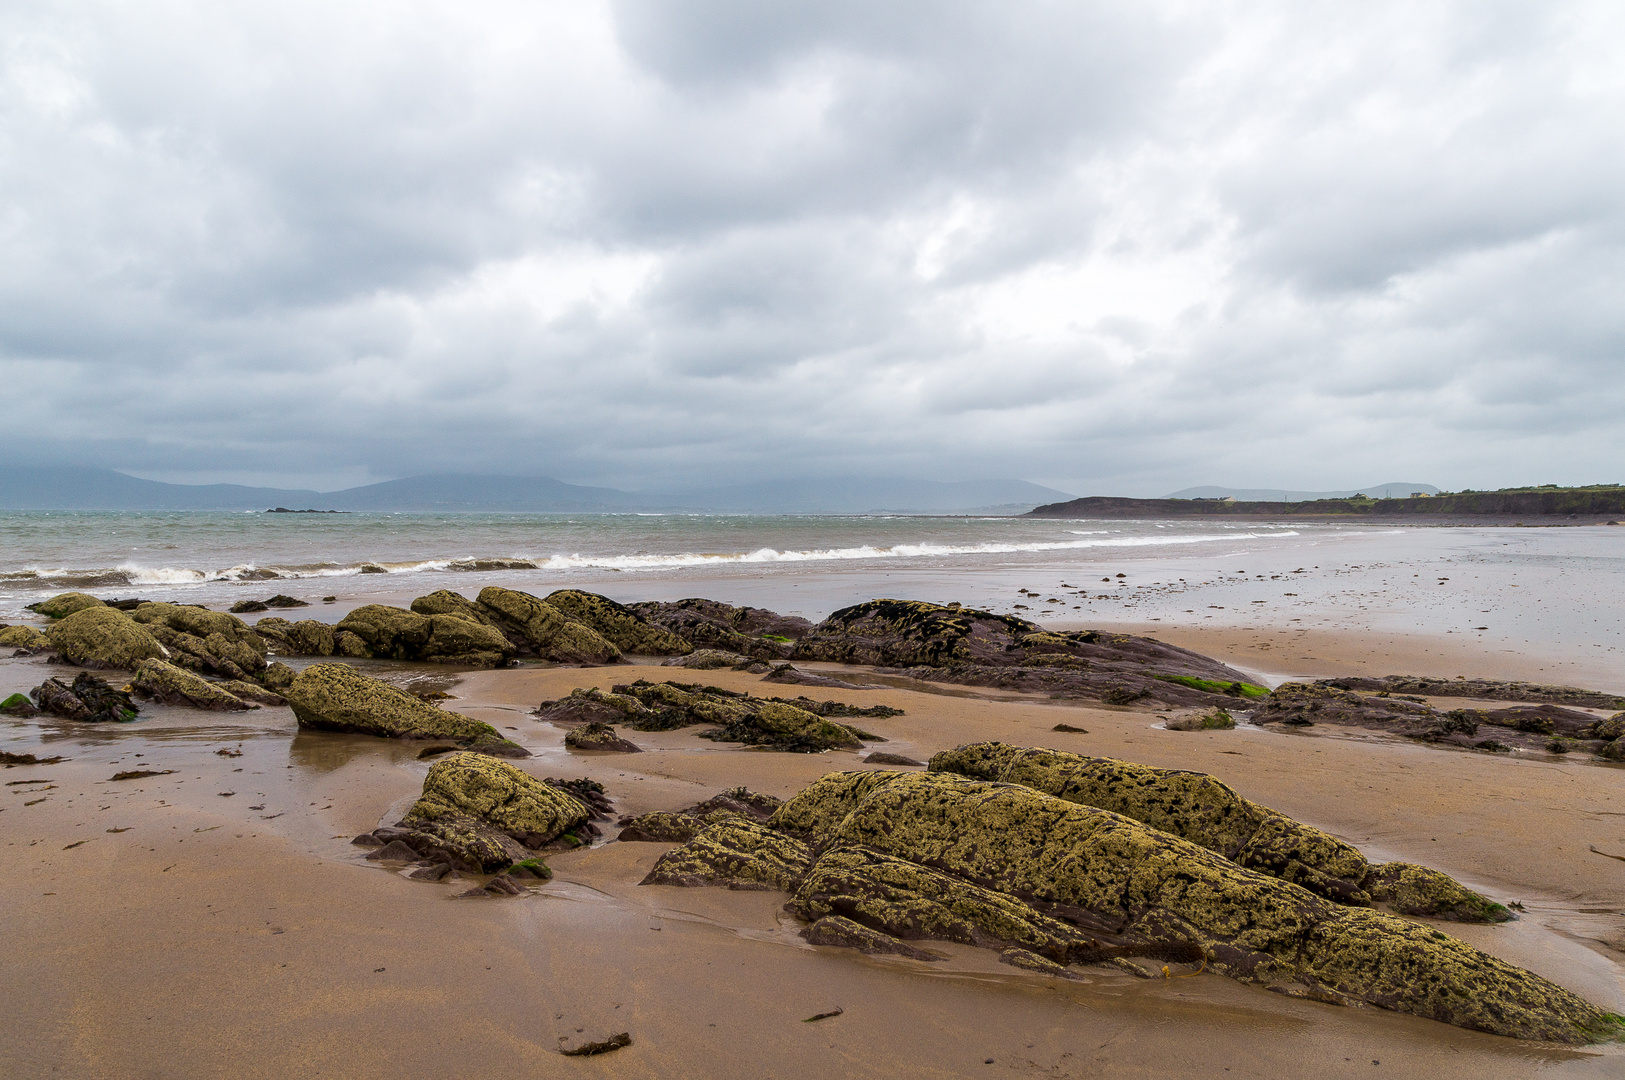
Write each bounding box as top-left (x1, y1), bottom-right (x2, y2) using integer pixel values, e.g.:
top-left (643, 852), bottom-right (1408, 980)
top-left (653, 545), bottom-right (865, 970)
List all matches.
top-left (1024, 488), bottom-right (1625, 519)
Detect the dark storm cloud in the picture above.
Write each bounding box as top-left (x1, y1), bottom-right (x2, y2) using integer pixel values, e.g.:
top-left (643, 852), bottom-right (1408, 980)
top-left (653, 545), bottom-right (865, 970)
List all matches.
top-left (1, 0), bottom-right (1621, 494)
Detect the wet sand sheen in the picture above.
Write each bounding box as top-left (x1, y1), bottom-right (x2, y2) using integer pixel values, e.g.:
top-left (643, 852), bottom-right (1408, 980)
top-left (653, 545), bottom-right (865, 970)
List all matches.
top-left (4, 645), bottom-right (1624, 1078)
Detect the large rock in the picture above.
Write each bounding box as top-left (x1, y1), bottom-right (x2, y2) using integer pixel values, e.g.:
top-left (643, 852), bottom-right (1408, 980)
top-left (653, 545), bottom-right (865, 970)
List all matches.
top-left (127, 602), bottom-right (268, 680)
top-left (27, 592), bottom-right (106, 618)
top-left (46, 606), bottom-right (168, 669)
top-left (545, 590), bottom-right (692, 656)
top-left (533, 686), bottom-right (653, 726)
top-left (475, 587), bottom-right (622, 664)
top-left (1318, 675), bottom-right (1625, 711)
top-left (336, 604), bottom-right (515, 666)
top-left (646, 770), bottom-right (1619, 1043)
top-left (627, 598), bottom-right (810, 659)
top-left (564, 722), bottom-right (642, 753)
top-left (930, 742), bottom-right (1508, 920)
top-left (283, 663), bottom-right (525, 755)
top-left (0, 624), bottom-right (51, 650)
top-left (131, 659), bottom-right (253, 711)
top-left (606, 679), bottom-right (877, 752)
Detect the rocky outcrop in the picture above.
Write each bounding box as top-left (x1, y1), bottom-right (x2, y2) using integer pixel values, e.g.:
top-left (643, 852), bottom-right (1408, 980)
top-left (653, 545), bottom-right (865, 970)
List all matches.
top-left (335, 605), bottom-right (515, 666)
top-left (126, 602), bottom-right (269, 681)
top-left (46, 606), bottom-right (169, 669)
top-left (31, 672), bottom-right (140, 722)
top-left (605, 680), bottom-right (880, 752)
top-left (929, 742), bottom-right (1508, 920)
top-left (564, 722), bottom-right (642, 753)
top-left (473, 587), bottom-right (622, 664)
top-left (229, 595), bottom-right (309, 613)
top-left (533, 686), bottom-right (652, 726)
top-left (131, 659), bottom-right (254, 711)
top-left (545, 590), bottom-right (692, 656)
top-left (27, 592), bottom-right (106, 618)
top-left (1319, 676), bottom-right (1625, 711)
top-left (354, 753), bottom-right (605, 874)
top-left (0, 624), bottom-right (51, 650)
top-left (790, 600), bottom-right (1266, 709)
top-left (283, 663), bottom-right (525, 756)
top-left (661, 649), bottom-right (770, 672)
top-left (1166, 708), bottom-right (1236, 731)
top-left (617, 788), bottom-right (782, 842)
top-left (626, 598), bottom-right (810, 659)
top-left (644, 769), bottom-right (1619, 1043)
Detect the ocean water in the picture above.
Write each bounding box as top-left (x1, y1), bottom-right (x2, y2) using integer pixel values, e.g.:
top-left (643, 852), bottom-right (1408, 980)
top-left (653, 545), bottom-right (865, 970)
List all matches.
top-left (2, 511), bottom-right (1621, 689)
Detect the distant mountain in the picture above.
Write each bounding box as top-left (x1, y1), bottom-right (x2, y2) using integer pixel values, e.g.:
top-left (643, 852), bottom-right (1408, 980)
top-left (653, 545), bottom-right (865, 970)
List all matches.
top-left (0, 468), bottom-right (1072, 514)
top-left (670, 477), bottom-right (1075, 514)
top-left (1165, 482), bottom-right (1440, 502)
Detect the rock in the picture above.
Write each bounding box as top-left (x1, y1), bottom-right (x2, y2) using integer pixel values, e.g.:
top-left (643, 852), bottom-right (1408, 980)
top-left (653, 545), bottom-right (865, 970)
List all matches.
top-left (1052, 724), bottom-right (1088, 733)
top-left (336, 604), bottom-right (515, 667)
top-left (365, 840), bottom-right (421, 862)
top-left (610, 679), bottom-right (874, 752)
top-left (1600, 738), bottom-right (1625, 762)
top-left (283, 663), bottom-right (526, 755)
top-left (533, 686), bottom-right (653, 726)
top-left (1166, 708), bottom-right (1236, 731)
top-left (0, 624), bottom-right (51, 650)
top-left (406, 862), bottom-right (453, 881)
top-left (761, 664), bottom-right (865, 688)
top-left (627, 598), bottom-right (810, 658)
top-left (929, 742), bottom-right (1509, 920)
top-left (545, 589), bottom-right (692, 656)
top-left (264, 595), bottom-right (309, 608)
top-left (617, 788), bottom-right (782, 842)
top-left (661, 648), bottom-right (750, 670)
top-left (127, 603), bottom-right (269, 680)
top-left (217, 680), bottom-right (287, 706)
top-left (864, 752), bottom-right (924, 766)
top-left (27, 592), bottom-right (106, 618)
top-left (1318, 676), bottom-right (1625, 711)
top-left (1582, 715), bottom-right (1625, 741)
top-left (351, 833), bottom-right (384, 847)
top-left (1, 693), bottom-right (41, 718)
top-left (45, 606), bottom-right (168, 670)
top-left (732, 770), bottom-right (1614, 1043)
top-left (1364, 863), bottom-right (1512, 922)
top-left (229, 600), bottom-right (269, 613)
top-left (507, 858), bottom-right (553, 880)
top-left (642, 817), bottom-right (812, 891)
top-left (261, 662), bottom-right (296, 690)
top-left (791, 598), bottom-right (1041, 667)
top-left (400, 751), bottom-right (593, 867)
top-left (131, 660), bottom-right (253, 710)
top-left (564, 722), bottom-right (642, 753)
top-left (475, 587), bottom-right (622, 664)
top-left (31, 673), bottom-right (140, 723)
top-left (764, 695), bottom-right (902, 720)
top-left (804, 915), bottom-right (946, 960)
top-left (1000, 947), bottom-right (1085, 979)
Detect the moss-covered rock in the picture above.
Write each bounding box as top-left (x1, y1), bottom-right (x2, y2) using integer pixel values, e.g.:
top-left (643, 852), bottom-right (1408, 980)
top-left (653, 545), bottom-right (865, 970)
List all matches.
top-left (32, 672), bottom-right (140, 722)
top-left (261, 661), bottom-right (296, 690)
top-left (217, 679), bottom-right (287, 706)
top-left (627, 598), bottom-right (811, 660)
top-left (545, 589), bottom-right (692, 656)
top-left (564, 722), bottom-right (642, 753)
top-left (1364, 863), bottom-right (1511, 922)
top-left (336, 604), bottom-right (514, 666)
top-left (404, 751), bottom-right (590, 848)
top-left (534, 686), bottom-right (653, 725)
top-left (1167, 708), bottom-right (1236, 731)
top-left (610, 679), bottom-right (873, 752)
top-left (661, 648), bottom-right (754, 670)
top-left (28, 592), bottom-right (106, 618)
top-left (0, 624), bottom-right (51, 649)
top-left (475, 587), bottom-right (621, 664)
top-left (126, 603), bottom-right (268, 679)
top-left (283, 663), bottom-right (525, 755)
top-left (642, 817), bottom-right (811, 891)
top-left (46, 606), bottom-right (168, 669)
top-left (618, 787), bottom-right (782, 842)
top-left (929, 742), bottom-right (1505, 919)
top-left (131, 659), bottom-right (253, 711)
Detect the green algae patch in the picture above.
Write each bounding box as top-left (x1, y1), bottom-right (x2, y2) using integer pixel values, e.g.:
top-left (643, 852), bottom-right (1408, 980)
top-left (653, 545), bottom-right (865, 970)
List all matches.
top-left (284, 663), bottom-right (523, 753)
top-left (545, 589), bottom-right (692, 656)
top-left (46, 606), bottom-right (168, 670)
top-left (1154, 674), bottom-right (1269, 699)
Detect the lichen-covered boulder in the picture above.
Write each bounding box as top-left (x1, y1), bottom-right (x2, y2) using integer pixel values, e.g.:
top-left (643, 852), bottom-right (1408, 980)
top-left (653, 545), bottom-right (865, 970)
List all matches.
top-left (28, 592), bottom-right (106, 618)
top-left (661, 648), bottom-right (753, 670)
top-left (760, 771), bottom-right (1616, 1043)
top-left (131, 659), bottom-right (253, 711)
top-left (31, 672), bottom-right (140, 722)
top-left (336, 604), bottom-right (514, 666)
top-left (403, 752), bottom-right (591, 851)
top-left (545, 589), bottom-right (692, 656)
top-left (627, 598), bottom-right (811, 659)
top-left (610, 679), bottom-right (873, 752)
top-left (476, 587), bottom-right (621, 664)
top-left (127, 603), bottom-right (268, 679)
top-left (792, 599), bottom-right (1039, 667)
top-left (642, 817), bottom-right (811, 891)
top-left (1364, 863), bottom-right (1511, 922)
top-left (929, 743), bottom-right (1506, 919)
top-left (410, 589), bottom-right (502, 627)
top-left (564, 722), bottom-right (642, 753)
top-left (261, 661), bottom-right (296, 690)
top-left (46, 606), bottom-right (168, 669)
top-left (283, 663), bottom-right (525, 755)
top-left (618, 788), bottom-right (782, 842)
top-left (534, 686), bottom-right (653, 725)
top-left (0, 624), bottom-right (51, 649)
top-left (217, 679), bottom-right (287, 706)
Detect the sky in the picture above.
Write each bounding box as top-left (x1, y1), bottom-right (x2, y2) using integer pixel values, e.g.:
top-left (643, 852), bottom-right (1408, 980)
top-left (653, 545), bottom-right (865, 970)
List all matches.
top-left (2, 0), bottom-right (1622, 496)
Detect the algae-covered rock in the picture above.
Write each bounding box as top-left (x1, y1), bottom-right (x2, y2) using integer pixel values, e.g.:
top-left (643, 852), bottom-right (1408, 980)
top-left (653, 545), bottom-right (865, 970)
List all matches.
top-left (336, 604), bottom-right (514, 666)
top-left (404, 751), bottom-right (591, 849)
top-left (217, 679), bottom-right (287, 706)
top-left (642, 817), bottom-right (811, 891)
top-left (929, 742), bottom-right (1505, 919)
top-left (627, 597), bottom-right (811, 659)
top-left (127, 602), bottom-right (268, 679)
top-left (545, 589), bottom-right (692, 656)
top-left (618, 787), bottom-right (781, 842)
top-left (28, 592), bottom-right (106, 618)
top-left (261, 661), bottom-right (296, 690)
top-left (283, 663), bottom-right (525, 755)
top-left (31, 672), bottom-right (140, 722)
top-left (476, 587), bottom-right (621, 664)
top-left (46, 606), bottom-right (168, 669)
top-left (131, 659), bottom-right (253, 711)
top-left (661, 648), bottom-right (753, 670)
top-left (611, 679), bottom-right (873, 752)
top-left (1364, 863), bottom-right (1511, 922)
top-left (792, 599), bottom-right (1039, 667)
top-left (1167, 708), bottom-right (1235, 731)
top-left (804, 914), bottom-right (946, 960)
top-left (0, 624), bottom-right (51, 649)
top-left (564, 722), bottom-right (642, 753)
top-left (534, 686), bottom-right (653, 726)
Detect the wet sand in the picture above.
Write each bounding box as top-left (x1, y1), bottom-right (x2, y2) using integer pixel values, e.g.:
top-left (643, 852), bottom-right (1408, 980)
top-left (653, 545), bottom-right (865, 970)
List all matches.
top-left (5, 642), bottom-right (1625, 1078)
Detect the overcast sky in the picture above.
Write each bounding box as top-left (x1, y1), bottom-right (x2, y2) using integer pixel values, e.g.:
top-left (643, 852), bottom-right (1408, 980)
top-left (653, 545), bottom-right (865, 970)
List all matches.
top-left (2, 1), bottom-right (1622, 495)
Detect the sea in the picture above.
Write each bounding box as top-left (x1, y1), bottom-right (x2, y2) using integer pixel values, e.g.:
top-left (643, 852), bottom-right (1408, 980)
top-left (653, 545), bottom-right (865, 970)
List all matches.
top-left (2, 510), bottom-right (1621, 688)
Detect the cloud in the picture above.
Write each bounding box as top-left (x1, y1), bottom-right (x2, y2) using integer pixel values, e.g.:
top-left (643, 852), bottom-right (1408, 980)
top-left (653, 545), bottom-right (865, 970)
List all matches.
top-left (0, 0), bottom-right (1622, 494)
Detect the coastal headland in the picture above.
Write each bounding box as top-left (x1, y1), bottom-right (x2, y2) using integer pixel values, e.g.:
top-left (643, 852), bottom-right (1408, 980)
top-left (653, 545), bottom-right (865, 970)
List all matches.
top-left (4, 574), bottom-right (1625, 1078)
top-left (1026, 485), bottom-right (1625, 523)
